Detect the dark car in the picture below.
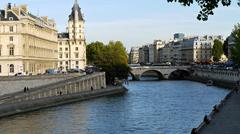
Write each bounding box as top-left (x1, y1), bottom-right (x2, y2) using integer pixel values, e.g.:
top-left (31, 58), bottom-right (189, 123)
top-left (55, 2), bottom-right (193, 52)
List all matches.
top-left (85, 66), bottom-right (100, 74)
top-left (67, 68), bottom-right (85, 73)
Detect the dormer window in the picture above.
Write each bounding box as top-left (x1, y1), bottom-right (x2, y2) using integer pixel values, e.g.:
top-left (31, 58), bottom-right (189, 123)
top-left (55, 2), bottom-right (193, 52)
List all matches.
top-left (9, 17), bottom-right (13, 21)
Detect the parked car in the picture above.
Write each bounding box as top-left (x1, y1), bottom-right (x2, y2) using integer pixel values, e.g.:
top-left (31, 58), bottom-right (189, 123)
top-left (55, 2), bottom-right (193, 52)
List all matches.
top-left (45, 69), bottom-right (58, 75)
top-left (67, 68), bottom-right (85, 73)
top-left (85, 66), bottom-right (100, 74)
top-left (14, 72), bottom-right (26, 76)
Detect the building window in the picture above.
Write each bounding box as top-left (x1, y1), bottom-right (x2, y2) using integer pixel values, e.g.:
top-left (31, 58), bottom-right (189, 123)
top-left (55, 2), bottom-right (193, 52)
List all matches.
top-left (76, 61), bottom-right (79, 65)
top-left (59, 53), bottom-right (62, 58)
top-left (9, 36), bottom-right (13, 41)
top-left (9, 17), bottom-right (13, 21)
top-left (75, 53), bottom-right (79, 58)
top-left (10, 64), bottom-right (14, 73)
top-left (59, 42), bottom-right (62, 45)
top-left (9, 47), bottom-right (14, 56)
top-left (0, 48), bottom-right (1, 56)
top-left (66, 61), bottom-right (68, 65)
top-left (60, 61), bottom-right (63, 65)
top-left (66, 54), bottom-right (68, 58)
top-left (0, 65), bottom-right (1, 73)
top-left (75, 47), bottom-right (78, 51)
top-left (65, 47), bottom-right (68, 51)
top-left (59, 48), bottom-right (62, 51)
top-left (9, 26), bottom-right (13, 32)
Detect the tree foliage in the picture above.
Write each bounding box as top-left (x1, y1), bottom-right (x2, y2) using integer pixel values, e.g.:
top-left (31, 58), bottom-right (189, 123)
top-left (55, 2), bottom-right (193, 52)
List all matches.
top-left (167, 0), bottom-right (239, 21)
top-left (231, 24), bottom-right (240, 66)
top-left (87, 41), bottom-right (130, 83)
top-left (212, 39), bottom-right (224, 62)
top-left (223, 38), bottom-right (229, 57)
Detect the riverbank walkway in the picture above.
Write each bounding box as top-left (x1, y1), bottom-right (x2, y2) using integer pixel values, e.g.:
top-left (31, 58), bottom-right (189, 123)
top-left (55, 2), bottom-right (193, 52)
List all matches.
top-left (197, 90), bottom-right (240, 134)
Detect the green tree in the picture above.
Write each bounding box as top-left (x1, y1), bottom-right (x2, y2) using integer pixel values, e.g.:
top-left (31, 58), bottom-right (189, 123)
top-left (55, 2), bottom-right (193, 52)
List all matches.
top-left (86, 41), bottom-right (105, 65)
top-left (231, 24), bottom-right (240, 66)
top-left (212, 39), bottom-right (224, 62)
top-left (86, 41), bottom-right (130, 83)
top-left (167, 0), bottom-right (239, 21)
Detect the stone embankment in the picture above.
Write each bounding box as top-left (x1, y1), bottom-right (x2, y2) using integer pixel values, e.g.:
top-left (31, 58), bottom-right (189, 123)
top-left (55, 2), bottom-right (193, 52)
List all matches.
top-left (0, 73), bottom-right (83, 95)
top-left (192, 90), bottom-right (240, 134)
top-left (189, 67), bottom-right (240, 134)
top-left (0, 72), bottom-right (127, 118)
top-left (189, 68), bottom-right (240, 89)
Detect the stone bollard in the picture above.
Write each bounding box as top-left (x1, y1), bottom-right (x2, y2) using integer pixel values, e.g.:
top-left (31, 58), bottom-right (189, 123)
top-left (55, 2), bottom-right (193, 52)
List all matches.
top-left (204, 115), bottom-right (210, 124)
top-left (191, 128), bottom-right (197, 134)
top-left (213, 105), bottom-right (219, 113)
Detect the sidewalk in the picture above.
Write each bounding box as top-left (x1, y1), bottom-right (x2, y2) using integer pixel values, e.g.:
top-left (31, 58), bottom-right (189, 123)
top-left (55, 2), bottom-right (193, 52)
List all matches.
top-left (197, 91), bottom-right (240, 134)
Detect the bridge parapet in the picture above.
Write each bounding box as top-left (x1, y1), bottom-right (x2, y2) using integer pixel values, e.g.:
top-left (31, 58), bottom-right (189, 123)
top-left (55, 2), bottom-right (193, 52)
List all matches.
top-left (130, 66), bottom-right (190, 80)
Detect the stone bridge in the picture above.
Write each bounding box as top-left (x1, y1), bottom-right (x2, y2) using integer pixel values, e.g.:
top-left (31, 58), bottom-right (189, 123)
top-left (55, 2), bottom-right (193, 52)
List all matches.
top-left (130, 66), bottom-right (191, 80)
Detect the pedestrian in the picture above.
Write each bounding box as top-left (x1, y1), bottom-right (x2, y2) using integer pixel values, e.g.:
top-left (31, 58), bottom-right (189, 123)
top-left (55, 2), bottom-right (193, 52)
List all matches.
top-left (24, 87), bottom-right (26, 92)
top-left (204, 115), bottom-right (210, 124)
top-left (126, 79), bottom-right (129, 85)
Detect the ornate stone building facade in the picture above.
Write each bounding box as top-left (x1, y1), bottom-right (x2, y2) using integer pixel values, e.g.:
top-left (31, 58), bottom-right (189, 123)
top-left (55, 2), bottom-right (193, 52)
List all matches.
top-left (58, 0), bottom-right (86, 71)
top-left (0, 3), bottom-right (58, 76)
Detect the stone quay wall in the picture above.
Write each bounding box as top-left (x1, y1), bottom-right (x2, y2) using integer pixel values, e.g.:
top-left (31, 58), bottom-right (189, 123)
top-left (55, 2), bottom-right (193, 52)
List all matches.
top-left (0, 72), bottom-right (123, 118)
top-left (0, 73), bottom-right (83, 95)
top-left (189, 68), bottom-right (240, 89)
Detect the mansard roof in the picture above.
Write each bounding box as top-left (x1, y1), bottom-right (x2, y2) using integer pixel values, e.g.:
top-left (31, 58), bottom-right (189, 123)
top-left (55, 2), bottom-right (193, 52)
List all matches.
top-left (58, 33), bottom-right (69, 39)
top-left (0, 10), bottom-right (19, 21)
top-left (68, 0), bottom-right (84, 21)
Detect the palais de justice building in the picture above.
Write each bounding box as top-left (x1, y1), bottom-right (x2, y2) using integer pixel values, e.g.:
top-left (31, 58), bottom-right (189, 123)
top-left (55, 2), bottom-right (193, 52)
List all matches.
top-left (0, 3), bottom-right (58, 76)
top-left (58, 0), bottom-right (86, 71)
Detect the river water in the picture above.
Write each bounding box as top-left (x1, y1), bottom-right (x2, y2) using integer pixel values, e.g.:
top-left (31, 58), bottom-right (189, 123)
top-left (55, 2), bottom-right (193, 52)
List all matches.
top-left (0, 81), bottom-right (228, 134)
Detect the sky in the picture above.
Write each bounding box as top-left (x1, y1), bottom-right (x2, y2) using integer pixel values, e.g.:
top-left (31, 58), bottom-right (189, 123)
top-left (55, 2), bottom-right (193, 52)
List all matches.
top-left (1, 0), bottom-right (240, 51)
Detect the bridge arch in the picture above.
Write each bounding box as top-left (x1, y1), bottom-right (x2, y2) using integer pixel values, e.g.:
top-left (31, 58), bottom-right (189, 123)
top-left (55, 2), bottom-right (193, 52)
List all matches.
top-left (139, 69), bottom-right (164, 81)
top-left (130, 66), bottom-right (191, 81)
top-left (168, 69), bottom-right (190, 80)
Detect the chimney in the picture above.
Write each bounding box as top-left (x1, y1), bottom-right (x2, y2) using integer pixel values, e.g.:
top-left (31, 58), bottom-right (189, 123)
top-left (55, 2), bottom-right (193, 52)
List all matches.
top-left (7, 3), bottom-right (12, 9)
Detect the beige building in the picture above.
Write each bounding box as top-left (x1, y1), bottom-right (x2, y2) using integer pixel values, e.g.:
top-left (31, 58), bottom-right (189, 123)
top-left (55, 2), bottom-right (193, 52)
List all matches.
top-left (129, 47), bottom-right (139, 64)
top-left (159, 35), bottom-right (224, 65)
top-left (0, 3), bottom-right (58, 76)
top-left (149, 40), bottom-right (165, 64)
top-left (58, 0), bottom-right (86, 71)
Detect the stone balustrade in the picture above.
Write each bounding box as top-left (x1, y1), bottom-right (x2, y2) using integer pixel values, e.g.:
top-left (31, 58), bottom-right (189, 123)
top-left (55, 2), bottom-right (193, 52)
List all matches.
top-left (193, 68), bottom-right (240, 83)
top-left (0, 72), bottom-right (106, 105)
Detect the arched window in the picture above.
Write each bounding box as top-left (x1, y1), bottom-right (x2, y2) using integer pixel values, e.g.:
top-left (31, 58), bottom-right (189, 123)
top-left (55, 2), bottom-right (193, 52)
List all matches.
top-left (10, 64), bottom-right (14, 73)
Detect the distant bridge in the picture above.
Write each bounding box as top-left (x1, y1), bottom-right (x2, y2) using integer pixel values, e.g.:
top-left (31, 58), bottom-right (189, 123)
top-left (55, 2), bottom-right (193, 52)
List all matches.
top-left (130, 66), bottom-right (191, 80)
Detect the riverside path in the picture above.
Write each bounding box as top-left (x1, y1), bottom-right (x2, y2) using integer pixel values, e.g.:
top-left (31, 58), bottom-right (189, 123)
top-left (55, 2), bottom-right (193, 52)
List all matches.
top-left (196, 90), bottom-right (240, 134)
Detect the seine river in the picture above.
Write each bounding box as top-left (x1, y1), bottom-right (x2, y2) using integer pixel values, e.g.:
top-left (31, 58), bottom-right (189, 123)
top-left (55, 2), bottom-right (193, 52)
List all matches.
top-left (0, 81), bottom-right (228, 134)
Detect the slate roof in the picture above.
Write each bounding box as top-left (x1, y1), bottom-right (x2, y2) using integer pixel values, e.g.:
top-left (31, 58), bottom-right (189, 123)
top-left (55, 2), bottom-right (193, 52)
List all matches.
top-left (58, 33), bottom-right (69, 39)
top-left (68, 0), bottom-right (84, 21)
top-left (0, 10), bottom-right (19, 21)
